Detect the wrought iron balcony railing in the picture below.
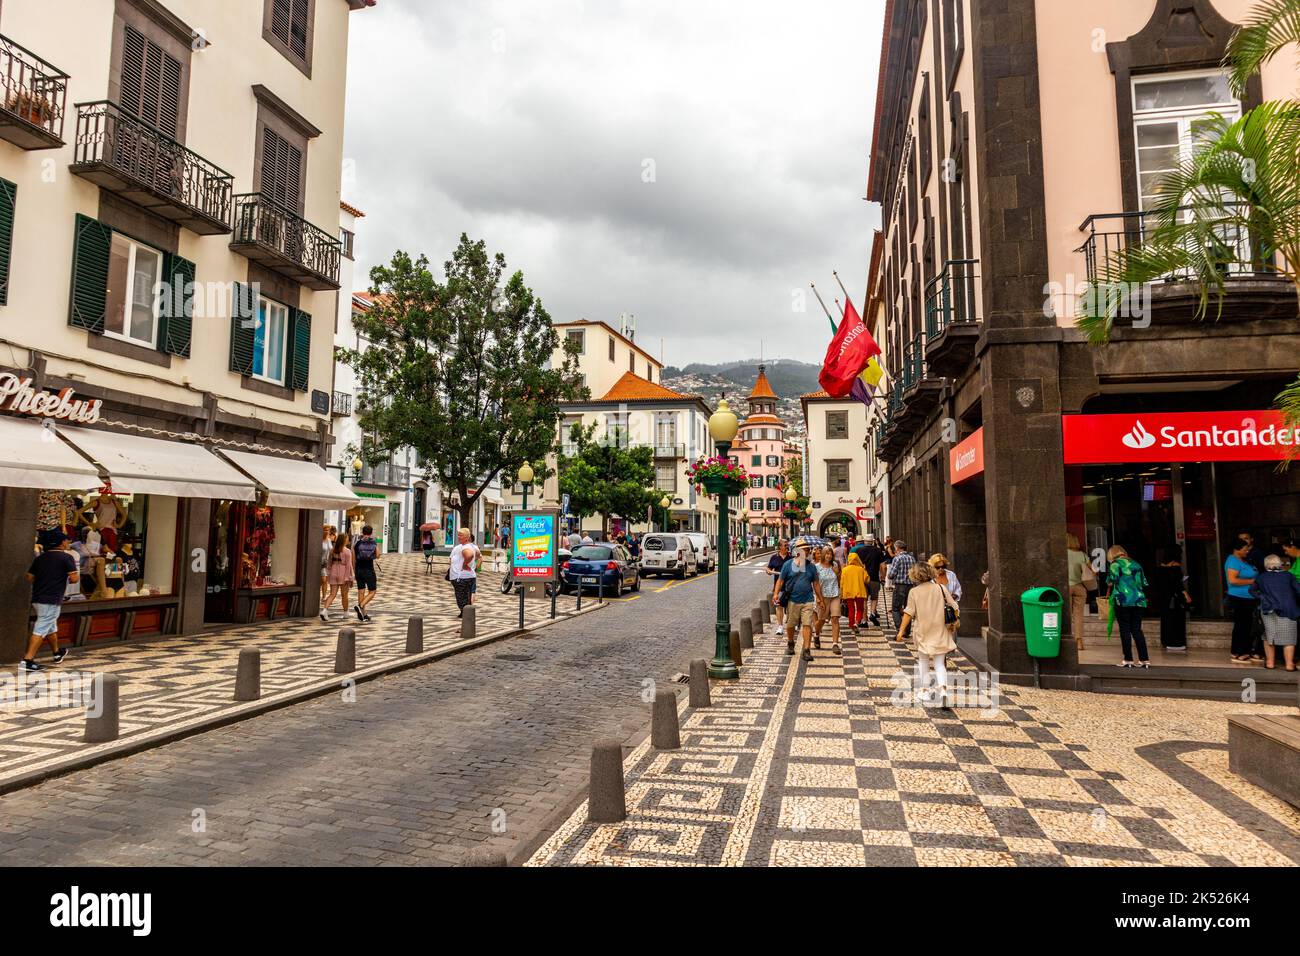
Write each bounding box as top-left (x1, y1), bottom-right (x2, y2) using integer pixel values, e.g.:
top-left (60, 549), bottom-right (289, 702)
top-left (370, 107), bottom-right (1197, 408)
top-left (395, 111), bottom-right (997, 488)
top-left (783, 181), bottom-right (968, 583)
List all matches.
top-left (924, 258), bottom-right (980, 337)
top-left (230, 192), bottom-right (342, 291)
top-left (1076, 207), bottom-right (1268, 288)
top-left (353, 461), bottom-right (410, 489)
top-left (331, 390), bottom-right (352, 416)
top-left (647, 443), bottom-right (686, 459)
top-left (901, 336), bottom-right (928, 391)
top-left (0, 33), bottom-right (67, 148)
top-left (71, 101), bottom-right (233, 235)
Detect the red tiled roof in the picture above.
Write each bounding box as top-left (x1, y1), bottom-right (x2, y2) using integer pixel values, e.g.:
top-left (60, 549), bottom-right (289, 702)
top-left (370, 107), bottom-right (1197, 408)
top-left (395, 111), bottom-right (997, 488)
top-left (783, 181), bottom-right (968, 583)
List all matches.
top-left (741, 414), bottom-right (784, 427)
top-left (340, 200), bottom-right (366, 218)
top-left (598, 371), bottom-right (698, 403)
top-left (748, 366), bottom-right (777, 400)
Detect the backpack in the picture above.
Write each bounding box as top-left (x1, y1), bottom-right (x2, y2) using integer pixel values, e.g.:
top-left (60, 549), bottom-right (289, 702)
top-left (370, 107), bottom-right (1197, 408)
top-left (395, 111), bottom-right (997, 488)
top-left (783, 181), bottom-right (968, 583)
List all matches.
top-left (354, 537), bottom-right (378, 561)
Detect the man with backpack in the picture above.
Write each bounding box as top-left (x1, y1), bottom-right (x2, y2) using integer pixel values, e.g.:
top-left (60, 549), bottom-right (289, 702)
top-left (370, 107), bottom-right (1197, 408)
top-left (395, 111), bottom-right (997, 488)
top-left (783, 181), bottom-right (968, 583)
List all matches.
top-left (353, 525), bottom-right (381, 623)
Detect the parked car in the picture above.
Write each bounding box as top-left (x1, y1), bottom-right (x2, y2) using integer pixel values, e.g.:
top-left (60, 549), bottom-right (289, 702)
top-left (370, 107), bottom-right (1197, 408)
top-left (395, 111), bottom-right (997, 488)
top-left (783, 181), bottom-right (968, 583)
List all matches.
top-left (560, 544), bottom-right (641, 596)
top-left (638, 534), bottom-right (699, 579)
top-left (680, 532), bottom-right (715, 573)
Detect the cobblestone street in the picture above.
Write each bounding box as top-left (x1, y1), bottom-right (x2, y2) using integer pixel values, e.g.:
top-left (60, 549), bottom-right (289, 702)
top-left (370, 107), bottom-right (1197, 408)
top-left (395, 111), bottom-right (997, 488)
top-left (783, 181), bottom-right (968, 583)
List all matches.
top-left (0, 556), bottom-right (775, 865)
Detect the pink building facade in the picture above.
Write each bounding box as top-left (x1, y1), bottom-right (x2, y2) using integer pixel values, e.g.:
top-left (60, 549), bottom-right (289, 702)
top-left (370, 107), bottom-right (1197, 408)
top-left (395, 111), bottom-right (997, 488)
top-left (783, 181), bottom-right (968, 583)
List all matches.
top-left (735, 366), bottom-right (790, 540)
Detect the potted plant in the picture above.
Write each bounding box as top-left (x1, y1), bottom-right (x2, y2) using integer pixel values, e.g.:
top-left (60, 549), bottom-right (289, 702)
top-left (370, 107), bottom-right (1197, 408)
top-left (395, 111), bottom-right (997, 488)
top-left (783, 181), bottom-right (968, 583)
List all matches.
top-left (5, 89), bottom-right (57, 127)
top-left (686, 455), bottom-right (749, 497)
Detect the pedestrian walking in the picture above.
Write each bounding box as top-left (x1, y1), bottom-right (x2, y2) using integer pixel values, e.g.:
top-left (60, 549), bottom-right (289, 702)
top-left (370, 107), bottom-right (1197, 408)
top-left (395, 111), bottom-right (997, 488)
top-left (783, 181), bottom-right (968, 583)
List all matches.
top-left (1251, 554), bottom-right (1300, 671)
top-left (767, 539), bottom-right (790, 634)
top-left (22, 532), bottom-right (78, 671)
top-left (813, 546), bottom-right (843, 655)
top-left (1066, 533), bottom-right (1094, 651)
top-left (832, 536), bottom-right (847, 567)
top-left (852, 535), bottom-right (886, 628)
top-left (886, 540), bottom-right (917, 635)
top-left (449, 527), bottom-right (479, 617)
top-left (352, 525), bottom-right (381, 622)
top-left (1284, 539), bottom-right (1300, 585)
top-left (567, 529), bottom-right (582, 550)
top-left (840, 552), bottom-right (868, 635)
top-left (581, 531), bottom-right (594, 546)
top-left (928, 553), bottom-right (961, 601)
top-left (896, 561), bottom-right (959, 707)
top-left (779, 542), bottom-right (824, 662)
top-left (1225, 536), bottom-right (1262, 663)
top-left (320, 524), bottom-right (336, 605)
top-left (1153, 546), bottom-right (1191, 652)
top-left (321, 532), bottom-right (354, 622)
top-left (1106, 545), bottom-right (1150, 668)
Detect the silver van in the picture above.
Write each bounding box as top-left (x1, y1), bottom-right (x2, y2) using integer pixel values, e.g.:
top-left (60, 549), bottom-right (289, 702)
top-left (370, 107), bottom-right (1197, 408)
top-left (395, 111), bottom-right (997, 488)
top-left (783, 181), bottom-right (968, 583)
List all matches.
top-left (638, 534), bottom-right (699, 579)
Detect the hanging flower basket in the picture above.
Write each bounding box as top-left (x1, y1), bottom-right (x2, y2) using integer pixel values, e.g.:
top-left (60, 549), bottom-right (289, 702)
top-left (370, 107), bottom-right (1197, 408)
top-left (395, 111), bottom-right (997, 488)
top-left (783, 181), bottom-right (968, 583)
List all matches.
top-left (687, 456), bottom-right (748, 497)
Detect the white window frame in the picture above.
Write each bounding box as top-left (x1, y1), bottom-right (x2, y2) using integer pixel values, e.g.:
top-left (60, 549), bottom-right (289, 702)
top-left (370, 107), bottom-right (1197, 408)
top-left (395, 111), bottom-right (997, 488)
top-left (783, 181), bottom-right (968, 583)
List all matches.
top-left (252, 295), bottom-right (290, 386)
top-left (105, 233), bottom-right (162, 349)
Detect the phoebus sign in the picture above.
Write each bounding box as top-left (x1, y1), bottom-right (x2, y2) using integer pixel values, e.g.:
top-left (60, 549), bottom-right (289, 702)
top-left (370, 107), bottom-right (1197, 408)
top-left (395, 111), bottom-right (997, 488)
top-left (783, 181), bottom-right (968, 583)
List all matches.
top-left (510, 509), bottom-right (559, 583)
top-left (0, 372), bottom-right (102, 424)
top-left (1063, 410), bottom-right (1300, 464)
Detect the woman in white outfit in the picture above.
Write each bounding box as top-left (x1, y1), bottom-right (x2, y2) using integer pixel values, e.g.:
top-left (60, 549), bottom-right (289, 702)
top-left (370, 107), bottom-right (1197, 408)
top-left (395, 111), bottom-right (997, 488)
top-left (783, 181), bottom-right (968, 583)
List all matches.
top-left (929, 553), bottom-right (961, 601)
top-left (897, 562), bottom-right (959, 706)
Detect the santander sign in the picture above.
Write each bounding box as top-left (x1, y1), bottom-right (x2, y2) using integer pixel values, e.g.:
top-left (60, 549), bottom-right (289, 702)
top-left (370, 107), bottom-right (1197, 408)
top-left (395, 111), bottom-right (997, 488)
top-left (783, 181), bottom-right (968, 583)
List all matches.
top-left (1063, 410), bottom-right (1299, 464)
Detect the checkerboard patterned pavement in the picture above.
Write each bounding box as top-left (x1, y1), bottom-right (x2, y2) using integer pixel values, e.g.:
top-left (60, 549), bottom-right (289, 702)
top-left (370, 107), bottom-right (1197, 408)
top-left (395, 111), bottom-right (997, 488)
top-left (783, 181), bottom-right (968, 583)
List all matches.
top-left (0, 552), bottom-right (586, 788)
top-left (528, 595), bottom-right (1300, 867)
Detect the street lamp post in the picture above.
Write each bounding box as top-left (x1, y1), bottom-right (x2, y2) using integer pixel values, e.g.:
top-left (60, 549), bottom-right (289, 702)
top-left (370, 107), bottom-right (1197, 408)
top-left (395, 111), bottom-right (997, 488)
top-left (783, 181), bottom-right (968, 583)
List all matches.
top-left (705, 399), bottom-right (740, 680)
top-left (517, 461), bottom-right (534, 511)
top-left (659, 494), bottom-right (671, 533)
top-left (784, 485), bottom-right (797, 540)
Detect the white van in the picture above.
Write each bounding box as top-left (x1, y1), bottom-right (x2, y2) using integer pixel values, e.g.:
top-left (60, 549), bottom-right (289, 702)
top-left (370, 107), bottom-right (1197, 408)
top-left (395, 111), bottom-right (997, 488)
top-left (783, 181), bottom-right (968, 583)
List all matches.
top-left (638, 534), bottom-right (699, 579)
top-left (680, 533), bottom-right (714, 573)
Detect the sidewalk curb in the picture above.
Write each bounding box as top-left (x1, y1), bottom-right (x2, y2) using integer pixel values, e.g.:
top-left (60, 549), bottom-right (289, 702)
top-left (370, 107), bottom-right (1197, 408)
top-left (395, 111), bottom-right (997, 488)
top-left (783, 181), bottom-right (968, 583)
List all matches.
top-left (0, 601), bottom-right (609, 798)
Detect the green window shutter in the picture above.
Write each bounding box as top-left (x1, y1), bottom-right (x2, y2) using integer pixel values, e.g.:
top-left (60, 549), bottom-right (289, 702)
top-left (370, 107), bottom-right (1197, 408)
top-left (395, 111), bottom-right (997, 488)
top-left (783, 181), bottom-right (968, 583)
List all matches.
top-left (0, 178), bottom-right (15, 305)
top-left (70, 214), bottom-right (112, 332)
top-left (288, 307), bottom-right (311, 391)
top-left (229, 281), bottom-right (256, 375)
top-left (158, 252), bottom-right (195, 357)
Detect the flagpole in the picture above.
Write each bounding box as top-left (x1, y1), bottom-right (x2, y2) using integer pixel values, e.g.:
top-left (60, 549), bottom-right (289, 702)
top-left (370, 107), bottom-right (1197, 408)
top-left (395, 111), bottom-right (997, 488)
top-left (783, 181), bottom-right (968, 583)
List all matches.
top-left (832, 270), bottom-right (855, 311)
top-left (810, 283), bottom-right (838, 334)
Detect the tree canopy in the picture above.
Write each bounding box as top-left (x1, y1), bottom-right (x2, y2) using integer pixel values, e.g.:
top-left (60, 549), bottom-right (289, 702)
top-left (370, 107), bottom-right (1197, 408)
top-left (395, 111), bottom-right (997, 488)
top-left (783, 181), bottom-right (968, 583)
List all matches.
top-left (557, 422), bottom-right (660, 533)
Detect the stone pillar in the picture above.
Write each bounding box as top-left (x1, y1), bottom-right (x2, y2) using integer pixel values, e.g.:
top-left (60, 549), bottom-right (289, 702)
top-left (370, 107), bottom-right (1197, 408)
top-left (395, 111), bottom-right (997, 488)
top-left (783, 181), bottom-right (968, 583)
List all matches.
top-left (300, 509), bottom-right (323, 618)
top-left (178, 498), bottom-right (212, 637)
top-left (0, 489), bottom-right (39, 663)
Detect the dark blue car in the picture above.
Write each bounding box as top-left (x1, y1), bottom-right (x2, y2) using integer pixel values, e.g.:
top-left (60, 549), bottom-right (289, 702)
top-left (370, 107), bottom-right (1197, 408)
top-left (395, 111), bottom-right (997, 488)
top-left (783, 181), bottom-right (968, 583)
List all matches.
top-left (560, 544), bottom-right (641, 596)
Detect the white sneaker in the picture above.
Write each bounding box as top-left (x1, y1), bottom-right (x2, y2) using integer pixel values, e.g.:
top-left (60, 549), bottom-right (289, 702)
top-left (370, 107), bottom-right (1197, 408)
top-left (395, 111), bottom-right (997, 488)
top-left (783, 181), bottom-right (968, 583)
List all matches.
top-left (319, 609), bottom-right (330, 622)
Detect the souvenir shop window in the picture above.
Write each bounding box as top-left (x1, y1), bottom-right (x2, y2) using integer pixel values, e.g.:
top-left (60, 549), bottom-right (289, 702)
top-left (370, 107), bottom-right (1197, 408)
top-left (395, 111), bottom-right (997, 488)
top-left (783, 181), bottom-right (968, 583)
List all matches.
top-left (35, 488), bottom-right (177, 602)
top-left (240, 505), bottom-right (298, 588)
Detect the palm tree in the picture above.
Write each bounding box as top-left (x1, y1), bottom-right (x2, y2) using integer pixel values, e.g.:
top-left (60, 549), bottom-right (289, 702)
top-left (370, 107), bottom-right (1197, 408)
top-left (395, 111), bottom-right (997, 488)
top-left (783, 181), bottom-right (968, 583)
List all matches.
top-left (1078, 0), bottom-right (1300, 429)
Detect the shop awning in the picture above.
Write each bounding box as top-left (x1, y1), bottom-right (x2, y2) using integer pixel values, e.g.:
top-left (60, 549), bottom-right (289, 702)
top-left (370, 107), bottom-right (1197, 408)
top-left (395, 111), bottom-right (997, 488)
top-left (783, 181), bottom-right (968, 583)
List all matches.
top-left (220, 449), bottom-right (360, 510)
top-left (58, 426), bottom-right (256, 500)
top-left (0, 417), bottom-right (102, 490)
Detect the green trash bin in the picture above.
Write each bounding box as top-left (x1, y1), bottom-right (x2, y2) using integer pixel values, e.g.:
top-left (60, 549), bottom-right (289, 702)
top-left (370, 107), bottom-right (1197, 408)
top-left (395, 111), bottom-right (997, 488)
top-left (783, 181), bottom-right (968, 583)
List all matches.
top-left (1021, 587), bottom-right (1064, 659)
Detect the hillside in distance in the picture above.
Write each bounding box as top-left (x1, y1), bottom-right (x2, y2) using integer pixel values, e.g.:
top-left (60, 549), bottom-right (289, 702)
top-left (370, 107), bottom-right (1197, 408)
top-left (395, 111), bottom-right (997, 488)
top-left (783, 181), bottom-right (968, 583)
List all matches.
top-left (661, 359), bottom-right (820, 440)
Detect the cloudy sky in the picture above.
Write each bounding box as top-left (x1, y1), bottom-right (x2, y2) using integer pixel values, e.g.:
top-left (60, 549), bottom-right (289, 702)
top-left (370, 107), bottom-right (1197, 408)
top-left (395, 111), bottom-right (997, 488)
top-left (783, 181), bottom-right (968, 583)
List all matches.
top-left (343, 0), bottom-right (884, 366)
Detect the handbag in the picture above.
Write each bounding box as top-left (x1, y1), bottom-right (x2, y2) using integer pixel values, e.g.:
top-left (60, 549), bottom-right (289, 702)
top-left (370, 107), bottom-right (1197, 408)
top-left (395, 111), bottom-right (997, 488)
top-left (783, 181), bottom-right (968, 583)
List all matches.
top-left (941, 586), bottom-right (959, 627)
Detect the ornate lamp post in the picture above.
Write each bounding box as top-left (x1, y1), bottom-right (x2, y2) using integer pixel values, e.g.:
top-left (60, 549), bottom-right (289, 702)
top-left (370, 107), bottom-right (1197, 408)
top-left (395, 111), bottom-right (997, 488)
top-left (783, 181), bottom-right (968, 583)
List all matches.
top-left (806, 503), bottom-right (815, 534)
top-left (702, 398), bottom-right (742, 680)
top-left (784, 485), bottom-right (797, 540)
top-left (517, 461), bottom-right (535, 510)
top-left (659, 494), bottom-right (671, 532)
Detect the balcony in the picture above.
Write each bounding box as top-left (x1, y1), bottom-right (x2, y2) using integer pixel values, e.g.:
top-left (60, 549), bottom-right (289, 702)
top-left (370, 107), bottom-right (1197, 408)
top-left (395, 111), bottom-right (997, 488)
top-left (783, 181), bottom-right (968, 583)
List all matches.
top-left (900, 335), bottom-right (943, 420)
top-left (70, 101), bottom-right (233, 235)
top-left (1076, 209), bottom-right (1293, 326)
top-left (353, 461), bottom-right (410, 490)
top-left (648, 443), bottom-right (686, 459)
top-left (0, 33), bottom-right (67, 149)
top-left (230, 192), bottom-right (341, 291)
top-left (924, 258), bottom-right (981, 377)
top-left (331, 391), bottom-right (352, 417)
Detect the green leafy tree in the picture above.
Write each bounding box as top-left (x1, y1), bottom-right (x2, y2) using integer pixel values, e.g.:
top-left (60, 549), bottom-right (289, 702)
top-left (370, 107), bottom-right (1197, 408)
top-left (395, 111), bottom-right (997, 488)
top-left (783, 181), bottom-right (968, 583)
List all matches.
top-left (558, 422), bottom-right (659, 534)
top-left (341, 236), bottom-right (587, 531)
top-left (1078, 2), bottom-right (1300, 430)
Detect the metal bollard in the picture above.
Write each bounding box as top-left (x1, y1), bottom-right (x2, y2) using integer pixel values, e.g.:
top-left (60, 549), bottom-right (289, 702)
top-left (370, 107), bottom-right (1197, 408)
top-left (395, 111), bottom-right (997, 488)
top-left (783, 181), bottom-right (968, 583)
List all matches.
top-left (652, 689), bottom-right (681, 750)
top-left (234, 648), bottom-right (261, 701)
top-left (689, 659), bottom-right (711, 708)
top-left (588, 738), bottom-right (627, 824)
top-left (739, 615), bottom-right (754, 650)
top-left (406, 616), bottom-right (424, 654)
top-left (335, 628), bottom-right (356, 674)
top-left (729, 629), bottom-right (743, 669)
top-left (84, 674), bottom-right (120, 743)
top-left (461, 605), bottom-right (476, 641)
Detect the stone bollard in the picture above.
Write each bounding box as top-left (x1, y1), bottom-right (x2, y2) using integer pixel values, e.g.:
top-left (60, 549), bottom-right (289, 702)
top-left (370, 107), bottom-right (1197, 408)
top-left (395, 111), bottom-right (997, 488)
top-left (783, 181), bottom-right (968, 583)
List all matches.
top-left (739, 615), bottom-right (754, 650)
top-left (588, 738), bottom-right (627, 823)
top-left (84, 674), bottom-right (120, 743)
top-left (760, 598), bottom-right (772, 624)
top-left (461, 847), bottom-right (508, 867)
top-left (406, 616), bottom-right (424, 655)
top-left (750, 607), bottom-right (763, 636)
top-left (730, 629), bottom-right (743, 669)
top-left (689, 659), bottom-right (711, 708)
top-left (652, 689), bottom-right (682, 750)
top-left (460, 605), bottom-right (476, 641)
top-left (335, 627), bottom-right (356, 674)
top-left (234, 648), bottom-right (261, 702)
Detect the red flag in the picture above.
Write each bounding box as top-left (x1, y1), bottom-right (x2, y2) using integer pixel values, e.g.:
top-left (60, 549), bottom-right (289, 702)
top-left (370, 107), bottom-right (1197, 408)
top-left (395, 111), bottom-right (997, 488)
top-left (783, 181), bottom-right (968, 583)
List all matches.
top-left (818, 298), bottom-right (881, 398)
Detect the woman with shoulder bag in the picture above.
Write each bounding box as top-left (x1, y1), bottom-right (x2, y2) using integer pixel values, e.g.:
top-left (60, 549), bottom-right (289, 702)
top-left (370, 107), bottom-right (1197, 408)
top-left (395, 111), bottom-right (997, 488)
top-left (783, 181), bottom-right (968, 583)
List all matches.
top-left (897, 562), bottom-right (959, 707)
